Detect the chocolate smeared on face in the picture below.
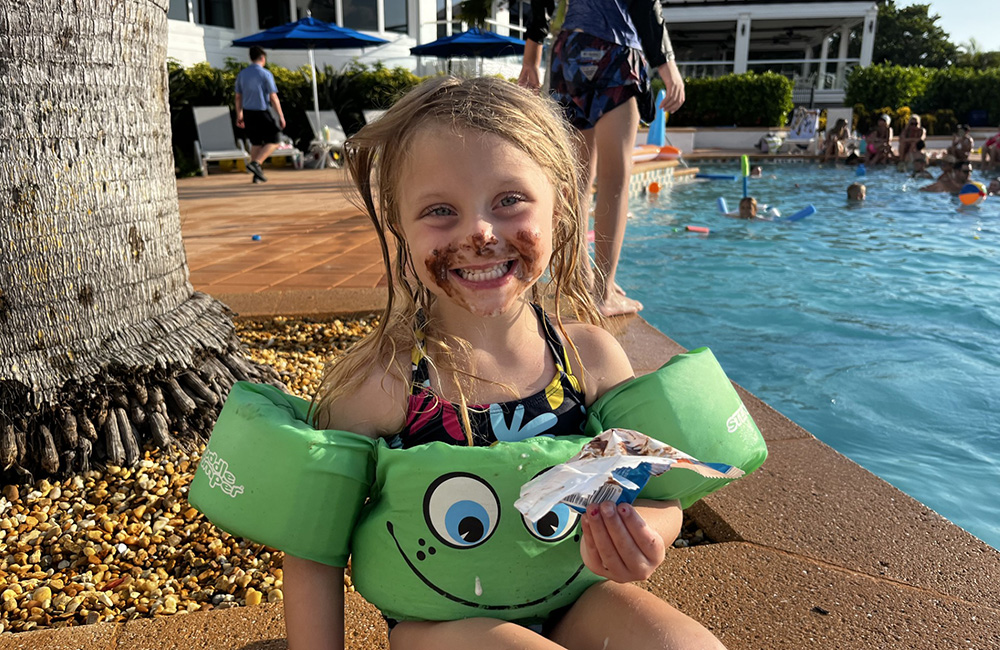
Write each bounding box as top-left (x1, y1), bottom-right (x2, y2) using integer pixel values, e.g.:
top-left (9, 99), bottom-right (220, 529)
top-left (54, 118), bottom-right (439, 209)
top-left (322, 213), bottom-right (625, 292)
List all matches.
top-left (420, 225), bottom-right (550, 315)
top-left (512, 228), bottom-right (545, 282)
top-left (470, 232), bottom-right (498, 256)
top-left (427, 243), bottom-right (460, 297)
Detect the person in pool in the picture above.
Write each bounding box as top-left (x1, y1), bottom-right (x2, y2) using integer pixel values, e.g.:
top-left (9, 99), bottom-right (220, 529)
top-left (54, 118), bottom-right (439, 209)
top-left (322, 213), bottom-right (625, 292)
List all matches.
top-left (988, 177), bottom-right (1000, 196)
top-left (983, 126), bottom-right (1000, 170)
top-left (847, 182), bottom-right (866, 201)
top-left (920, 160), bottom-right (973, 193)
top-left (911, 141), bottom-right (934, 179)
top-left (898, 115), bottom-right (926, 163)
top-left (821, 118), bottom-right (850, 162)
top-left (721, 196), bottom-right (764, 220)
top-left (864, 114), bottom-right (895, 165)
top-left (946, 124), bottom-right (974, 162)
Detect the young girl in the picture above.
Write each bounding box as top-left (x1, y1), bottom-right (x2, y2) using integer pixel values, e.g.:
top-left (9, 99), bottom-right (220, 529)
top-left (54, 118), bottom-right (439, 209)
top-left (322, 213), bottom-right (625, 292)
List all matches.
top-left (283, 76), bottom-right (725, 650)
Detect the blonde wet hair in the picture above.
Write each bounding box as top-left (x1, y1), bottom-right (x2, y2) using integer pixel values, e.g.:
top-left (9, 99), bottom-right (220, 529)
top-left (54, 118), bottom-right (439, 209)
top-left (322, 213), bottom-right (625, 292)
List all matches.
top-left (312, 76), bottom-right (601, 443)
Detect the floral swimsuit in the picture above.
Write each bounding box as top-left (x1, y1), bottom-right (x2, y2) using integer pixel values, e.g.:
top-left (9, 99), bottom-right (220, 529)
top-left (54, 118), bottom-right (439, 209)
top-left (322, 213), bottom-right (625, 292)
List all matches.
top-left (387, 304), bottom-right (587, 449)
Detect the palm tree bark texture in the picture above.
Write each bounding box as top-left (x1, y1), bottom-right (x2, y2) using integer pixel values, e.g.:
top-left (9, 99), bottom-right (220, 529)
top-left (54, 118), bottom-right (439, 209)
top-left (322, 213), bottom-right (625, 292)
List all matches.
top-left (0, 0), bottom-right (281, 481)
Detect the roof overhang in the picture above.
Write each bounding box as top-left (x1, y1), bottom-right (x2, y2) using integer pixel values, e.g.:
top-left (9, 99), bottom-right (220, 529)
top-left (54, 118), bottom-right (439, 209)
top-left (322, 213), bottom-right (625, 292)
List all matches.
top-left (662, 1), bottom-right (878, 57)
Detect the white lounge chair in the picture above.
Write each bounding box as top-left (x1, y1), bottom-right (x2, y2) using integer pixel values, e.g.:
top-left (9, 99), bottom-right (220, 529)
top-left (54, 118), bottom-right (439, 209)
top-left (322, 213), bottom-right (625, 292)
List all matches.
top-left (192, 106), bottom-right (250, 176)
top-left (781, 106), bottom-right (821, 154)
top-left (306, 110), bottom-right (348, 168)
top-left (362, 109), bottom-right (387, 124)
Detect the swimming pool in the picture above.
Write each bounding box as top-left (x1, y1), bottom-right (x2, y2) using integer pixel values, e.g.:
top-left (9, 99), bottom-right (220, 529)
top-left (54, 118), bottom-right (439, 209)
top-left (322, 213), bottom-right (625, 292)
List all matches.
top-left (621, 162), bottom-right (1000, 550)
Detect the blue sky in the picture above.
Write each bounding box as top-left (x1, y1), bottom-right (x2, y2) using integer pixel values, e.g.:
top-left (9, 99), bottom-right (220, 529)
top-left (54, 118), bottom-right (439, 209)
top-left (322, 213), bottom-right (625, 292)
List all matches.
top-left (921, 1), bottom-right (1000, 51)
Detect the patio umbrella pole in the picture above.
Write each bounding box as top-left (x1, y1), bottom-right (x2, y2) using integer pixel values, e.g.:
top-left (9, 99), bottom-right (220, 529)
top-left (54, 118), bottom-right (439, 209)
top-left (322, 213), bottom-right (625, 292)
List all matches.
top-left (308, 48), bottom-right (321, 140)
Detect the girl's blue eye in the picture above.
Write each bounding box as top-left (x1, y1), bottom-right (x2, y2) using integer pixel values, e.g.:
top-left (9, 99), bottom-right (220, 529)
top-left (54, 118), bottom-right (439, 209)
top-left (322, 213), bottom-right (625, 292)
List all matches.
top-left (424, 473), bottom-right (500, 549)
top-left (499, 194), bottom-right (523, 208)
top-left (426, 206), bottom-right (453, 217)
top-left (522, 503), bottom-right (580, 542)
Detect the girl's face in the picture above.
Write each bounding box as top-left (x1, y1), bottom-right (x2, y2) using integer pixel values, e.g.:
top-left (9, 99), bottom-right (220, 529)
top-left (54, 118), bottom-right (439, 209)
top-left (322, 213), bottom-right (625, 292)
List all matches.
top-left (397, 124), bottom-right (555, 318)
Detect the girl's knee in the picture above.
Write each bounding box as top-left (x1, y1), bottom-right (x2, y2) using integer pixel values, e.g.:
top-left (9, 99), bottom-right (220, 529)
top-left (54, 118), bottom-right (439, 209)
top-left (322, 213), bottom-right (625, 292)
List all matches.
top-left (559, 582), bottom-right (727, 650)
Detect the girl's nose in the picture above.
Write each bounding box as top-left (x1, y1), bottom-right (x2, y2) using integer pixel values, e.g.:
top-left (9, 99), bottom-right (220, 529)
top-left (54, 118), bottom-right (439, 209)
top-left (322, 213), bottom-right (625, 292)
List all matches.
top-left (466, 216), bottom-right (498, 254)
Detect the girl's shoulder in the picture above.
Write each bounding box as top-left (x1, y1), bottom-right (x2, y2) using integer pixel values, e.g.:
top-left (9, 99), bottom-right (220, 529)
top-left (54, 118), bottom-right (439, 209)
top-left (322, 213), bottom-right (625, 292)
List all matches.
top-left (560, 320), bottom-right (635, 403)
top-left (314, 350), bottom-right (410, 438)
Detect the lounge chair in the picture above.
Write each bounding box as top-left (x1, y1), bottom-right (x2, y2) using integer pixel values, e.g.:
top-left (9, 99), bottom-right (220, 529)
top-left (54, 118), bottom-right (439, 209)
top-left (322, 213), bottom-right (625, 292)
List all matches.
top-left (192, 106), bottom-right (250, 176)
top-left (781, 106), bottom-right (821, 154)
top-left (362, 109), bottom-right (387, 124)
top-left (306, 110), bottom-right (348, 169)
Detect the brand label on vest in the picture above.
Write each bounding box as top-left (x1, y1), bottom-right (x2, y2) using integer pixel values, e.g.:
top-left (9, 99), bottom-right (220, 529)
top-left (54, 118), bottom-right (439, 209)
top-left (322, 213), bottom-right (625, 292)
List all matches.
top-left (201, 449), bottom-right (245, 497)
top-left (726, 404), bottom-right (750, 434)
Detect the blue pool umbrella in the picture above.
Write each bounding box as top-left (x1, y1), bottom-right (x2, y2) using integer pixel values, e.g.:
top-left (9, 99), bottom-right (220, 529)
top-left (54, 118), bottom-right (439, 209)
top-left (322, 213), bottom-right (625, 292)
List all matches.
top-left (233, 16), bottom-right (389, 132)
top-left (410, 27), bottom-right (525, 74)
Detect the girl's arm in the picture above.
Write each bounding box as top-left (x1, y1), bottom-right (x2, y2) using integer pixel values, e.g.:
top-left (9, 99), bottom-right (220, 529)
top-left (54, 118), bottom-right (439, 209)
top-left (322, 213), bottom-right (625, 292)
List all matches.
top-left (283, 556), bottom-right (344, 650)
top-left (564, 322), bottom-right (683, 582)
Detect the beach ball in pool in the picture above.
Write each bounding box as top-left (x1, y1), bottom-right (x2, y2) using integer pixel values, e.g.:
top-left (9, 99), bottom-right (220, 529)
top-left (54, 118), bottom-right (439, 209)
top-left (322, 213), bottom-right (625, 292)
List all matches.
top-left (959, 182), bottom-right (987, 206)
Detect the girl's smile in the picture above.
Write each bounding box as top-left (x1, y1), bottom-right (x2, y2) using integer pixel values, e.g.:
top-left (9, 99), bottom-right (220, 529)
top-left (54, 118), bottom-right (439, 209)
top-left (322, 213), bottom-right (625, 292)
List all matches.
top-left (399, 125), bottom-right (555, 317)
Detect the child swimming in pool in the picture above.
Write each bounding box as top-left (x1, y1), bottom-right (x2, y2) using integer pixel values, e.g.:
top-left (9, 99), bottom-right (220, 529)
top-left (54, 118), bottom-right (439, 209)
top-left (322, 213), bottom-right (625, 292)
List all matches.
top-left (847, 182), bottom-right (866, 201)
top-left (282, 76), bottom-right (725, 650)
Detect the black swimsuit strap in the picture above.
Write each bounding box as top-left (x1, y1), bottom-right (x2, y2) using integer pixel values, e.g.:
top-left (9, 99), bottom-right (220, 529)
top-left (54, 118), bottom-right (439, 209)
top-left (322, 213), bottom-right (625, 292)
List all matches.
top-left (410, 304), bottom-right (577, 395)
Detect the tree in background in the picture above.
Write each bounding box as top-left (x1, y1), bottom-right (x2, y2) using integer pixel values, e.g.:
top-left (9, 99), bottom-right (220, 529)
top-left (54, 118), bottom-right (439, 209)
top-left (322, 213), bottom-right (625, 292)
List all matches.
top-left (873, 1), bottom-right (957, 68)
top-left (954, 38), bottom-right (1000, 69)
top-left (0, 0), bottom-right (279, 481)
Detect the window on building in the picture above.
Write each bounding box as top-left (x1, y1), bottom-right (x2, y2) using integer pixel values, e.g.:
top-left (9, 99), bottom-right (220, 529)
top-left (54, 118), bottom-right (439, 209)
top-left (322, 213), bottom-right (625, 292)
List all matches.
top-left (343, 0), bottom-right (377, 31)
top-left (384, 0), bottom-right (407, 33)
top-left (168, 0), bottom-right (189, 21)
top-left (435, 0), bottom-right (463, 38)
top-left (194, 0), bottom-right (235, 28)
top-left (309, 0), bottom-right (336, 23)
top-left (257, 0), bottom-right (291, 29)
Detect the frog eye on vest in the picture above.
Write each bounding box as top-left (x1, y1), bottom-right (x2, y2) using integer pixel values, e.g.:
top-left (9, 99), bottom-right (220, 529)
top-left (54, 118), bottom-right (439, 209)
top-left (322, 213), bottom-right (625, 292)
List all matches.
top-left (423, 473), bottom-right (501, 549)
top-left (522, 502), bottom-right (580, 542)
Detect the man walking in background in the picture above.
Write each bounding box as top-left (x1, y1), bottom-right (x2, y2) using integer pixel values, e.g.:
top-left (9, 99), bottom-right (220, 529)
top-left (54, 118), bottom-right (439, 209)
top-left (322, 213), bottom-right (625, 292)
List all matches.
top-left (235, 46), bottom-right (286, 183)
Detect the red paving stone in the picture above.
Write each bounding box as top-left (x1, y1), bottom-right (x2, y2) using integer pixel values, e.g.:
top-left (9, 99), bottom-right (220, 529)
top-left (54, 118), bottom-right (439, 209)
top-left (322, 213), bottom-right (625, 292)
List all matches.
top-left (179, 167), bottom-right (384, 298)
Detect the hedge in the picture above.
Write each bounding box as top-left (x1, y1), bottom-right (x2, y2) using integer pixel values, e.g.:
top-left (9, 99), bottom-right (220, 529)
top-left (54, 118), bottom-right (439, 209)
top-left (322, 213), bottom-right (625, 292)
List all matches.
top-left (666, 72), bottom-right (794, 128)
top-left (846, 64), bottom-right (1000, 133)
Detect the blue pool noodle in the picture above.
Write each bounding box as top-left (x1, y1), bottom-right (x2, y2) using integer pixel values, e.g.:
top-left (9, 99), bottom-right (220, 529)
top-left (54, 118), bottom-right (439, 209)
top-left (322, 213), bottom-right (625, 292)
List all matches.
top-left (646, 90), bottom-right (667, 146)
top-left (717, 197), bottom-right (729, 214)
top-left (697, 174), bottom-right (739, 181)
top-left (780, 205), bottom-right (816, 222)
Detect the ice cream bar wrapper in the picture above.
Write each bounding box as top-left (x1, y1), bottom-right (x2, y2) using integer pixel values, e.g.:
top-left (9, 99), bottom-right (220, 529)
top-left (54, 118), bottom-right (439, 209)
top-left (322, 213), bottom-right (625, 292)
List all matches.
top-left (514, 428), bottom-right (744, 523)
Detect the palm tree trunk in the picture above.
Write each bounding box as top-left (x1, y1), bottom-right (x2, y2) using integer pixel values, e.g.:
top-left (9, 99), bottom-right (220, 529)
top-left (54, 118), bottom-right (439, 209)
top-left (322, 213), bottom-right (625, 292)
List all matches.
top-left (0, 0), bottom-right (280, 481)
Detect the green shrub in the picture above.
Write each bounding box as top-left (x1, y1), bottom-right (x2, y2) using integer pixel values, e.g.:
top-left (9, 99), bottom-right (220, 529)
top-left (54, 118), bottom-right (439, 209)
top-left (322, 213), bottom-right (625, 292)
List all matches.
top-left (847, 64), bottom-right (1000, 129)
top-left (845, 64), bottom-right (931, 113)
top-left (669, 72), bottom-right (793, 127)
top-left (916, 67), bottom-right (1000, 126)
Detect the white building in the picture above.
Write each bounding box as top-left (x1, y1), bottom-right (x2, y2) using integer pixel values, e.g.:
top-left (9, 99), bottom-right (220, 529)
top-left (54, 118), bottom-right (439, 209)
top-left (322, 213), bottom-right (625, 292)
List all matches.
top-left (167, 0), bottom-right (877, 106)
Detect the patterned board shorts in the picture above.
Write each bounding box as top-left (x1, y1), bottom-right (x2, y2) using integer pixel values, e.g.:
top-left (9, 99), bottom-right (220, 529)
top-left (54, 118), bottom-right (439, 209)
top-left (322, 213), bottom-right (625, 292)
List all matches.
top-left (549, 30), bottom-right (648, 130)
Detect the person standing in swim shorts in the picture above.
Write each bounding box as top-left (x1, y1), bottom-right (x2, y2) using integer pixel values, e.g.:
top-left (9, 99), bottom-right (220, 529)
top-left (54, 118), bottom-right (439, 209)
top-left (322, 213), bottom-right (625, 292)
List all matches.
top-left (520, 0), bottom-right (685, 317)
top-left (235, 46), bottom-right (287, 183)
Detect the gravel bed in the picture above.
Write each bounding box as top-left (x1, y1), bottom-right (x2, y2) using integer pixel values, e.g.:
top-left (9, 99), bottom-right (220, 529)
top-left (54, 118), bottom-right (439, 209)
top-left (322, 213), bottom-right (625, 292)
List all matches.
top-left (0, 315), bottom-right (709, 635)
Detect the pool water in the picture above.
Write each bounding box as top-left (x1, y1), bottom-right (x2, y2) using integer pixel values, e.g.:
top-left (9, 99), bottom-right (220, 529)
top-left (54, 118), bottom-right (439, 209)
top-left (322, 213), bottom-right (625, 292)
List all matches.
top-left (620, 162), bottom-right (1000, 550)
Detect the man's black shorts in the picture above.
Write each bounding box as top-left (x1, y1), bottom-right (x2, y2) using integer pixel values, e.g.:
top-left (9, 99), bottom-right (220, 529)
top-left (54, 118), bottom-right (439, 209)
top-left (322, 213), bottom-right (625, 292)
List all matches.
top-left (243, 109), bottom-right (281, 146)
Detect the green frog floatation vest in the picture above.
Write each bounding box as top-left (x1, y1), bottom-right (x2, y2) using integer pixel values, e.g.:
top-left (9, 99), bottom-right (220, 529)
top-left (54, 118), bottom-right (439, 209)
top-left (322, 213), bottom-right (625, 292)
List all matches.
top-left (189, 347), bottom-right (767, 622)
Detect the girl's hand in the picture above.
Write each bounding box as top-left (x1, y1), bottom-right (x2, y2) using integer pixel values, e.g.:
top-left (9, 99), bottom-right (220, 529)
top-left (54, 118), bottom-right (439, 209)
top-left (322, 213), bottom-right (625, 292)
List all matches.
top-left (579, 501), bottom-right (666, 583)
